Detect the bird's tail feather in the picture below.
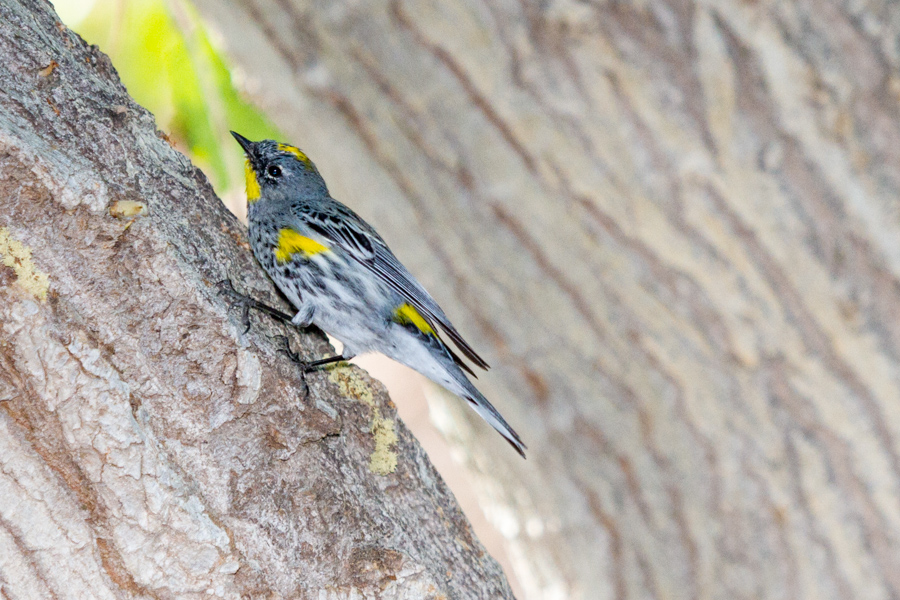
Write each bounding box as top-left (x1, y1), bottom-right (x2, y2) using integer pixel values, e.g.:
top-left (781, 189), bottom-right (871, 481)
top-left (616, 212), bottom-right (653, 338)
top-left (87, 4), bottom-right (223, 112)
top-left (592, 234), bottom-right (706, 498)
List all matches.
top-left (388, 331), bottom-right (526, 457)
top-left (461, 385), bottom-right (527, 458)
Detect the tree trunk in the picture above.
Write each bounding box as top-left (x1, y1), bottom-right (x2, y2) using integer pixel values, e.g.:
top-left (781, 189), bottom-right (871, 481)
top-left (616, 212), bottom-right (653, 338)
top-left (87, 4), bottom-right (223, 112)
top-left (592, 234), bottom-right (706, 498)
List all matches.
top-left (191, 0), bottom-right (900, 598)
top-left (0, 1), bottom-right (516, 598)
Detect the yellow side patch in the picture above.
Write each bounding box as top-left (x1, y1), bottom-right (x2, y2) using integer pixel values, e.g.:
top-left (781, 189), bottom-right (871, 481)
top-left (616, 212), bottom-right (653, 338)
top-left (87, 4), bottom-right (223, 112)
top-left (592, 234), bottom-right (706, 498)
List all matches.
top-left (274, 228), bottom-right (329, 263)
top-left (0, 227), bottom-right (49, 300)
top-left (393, 303), bottom-right (435, 335)
top-left (244, 159), bottom-right (261, 203)
top-left (277, 143), bottom-right (314, 170)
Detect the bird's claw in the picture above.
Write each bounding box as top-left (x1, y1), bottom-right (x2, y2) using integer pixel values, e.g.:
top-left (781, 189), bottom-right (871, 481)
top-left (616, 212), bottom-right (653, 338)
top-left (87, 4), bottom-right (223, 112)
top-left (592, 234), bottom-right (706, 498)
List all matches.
top-left (216, 278), bottom-right (242, 300)
top-left (217, 279), bottom-right (254, 333)
top-left (275, 335), bottom-right (311, 397)
top-left (275, 335), bottom-right (302, 365)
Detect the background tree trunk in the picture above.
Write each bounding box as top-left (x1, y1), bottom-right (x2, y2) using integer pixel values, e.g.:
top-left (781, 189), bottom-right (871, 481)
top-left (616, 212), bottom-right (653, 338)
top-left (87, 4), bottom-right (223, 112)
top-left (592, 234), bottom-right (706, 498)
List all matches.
top-left (190, 0), bottom-right (900, 598)
top-left (0, 1), bottom-right (517, 597)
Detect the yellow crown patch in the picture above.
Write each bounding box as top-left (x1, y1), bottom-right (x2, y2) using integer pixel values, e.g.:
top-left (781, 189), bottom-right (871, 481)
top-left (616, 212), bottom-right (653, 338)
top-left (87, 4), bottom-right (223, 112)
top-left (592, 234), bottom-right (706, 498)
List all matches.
top-left (277, 143), bottom-right (314, 169)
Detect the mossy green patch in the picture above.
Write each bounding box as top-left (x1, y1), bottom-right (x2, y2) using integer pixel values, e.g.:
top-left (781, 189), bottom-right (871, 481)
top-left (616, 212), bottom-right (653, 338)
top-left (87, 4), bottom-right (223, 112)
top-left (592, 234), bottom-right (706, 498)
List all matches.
top-left (329, 368), bottom-right (398, 475)
top-left (368, 416), bottom-right (398, 475)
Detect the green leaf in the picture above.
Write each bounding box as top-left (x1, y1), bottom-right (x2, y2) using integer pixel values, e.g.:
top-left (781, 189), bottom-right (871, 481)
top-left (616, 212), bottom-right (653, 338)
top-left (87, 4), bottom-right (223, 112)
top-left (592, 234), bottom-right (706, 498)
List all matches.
top-left (57, 0), bottom-right (282, 198)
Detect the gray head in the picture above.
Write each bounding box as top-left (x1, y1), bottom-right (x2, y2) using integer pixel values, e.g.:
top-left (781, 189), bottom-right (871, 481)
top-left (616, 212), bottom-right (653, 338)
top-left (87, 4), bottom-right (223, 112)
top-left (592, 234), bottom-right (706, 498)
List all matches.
top-left (231, 131), bottom-right (329, 204)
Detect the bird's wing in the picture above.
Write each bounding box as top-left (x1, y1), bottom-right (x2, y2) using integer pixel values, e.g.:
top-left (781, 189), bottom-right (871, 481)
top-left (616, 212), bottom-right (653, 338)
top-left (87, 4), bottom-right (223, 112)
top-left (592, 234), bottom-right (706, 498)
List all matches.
top-left (368, 243), bottom-right (490, 370)
top-left (302, 206), bottom-right (377, 262)
top-left (298, 203), bottom-right (490, 371)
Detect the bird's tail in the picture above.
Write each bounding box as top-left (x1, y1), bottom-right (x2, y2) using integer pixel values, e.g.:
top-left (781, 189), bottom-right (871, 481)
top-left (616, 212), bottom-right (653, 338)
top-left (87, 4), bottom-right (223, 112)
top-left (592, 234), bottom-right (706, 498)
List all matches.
top-left (386, 330), bottom-right (527, 457)
top-left (460, 384), bottom-right (527, 458)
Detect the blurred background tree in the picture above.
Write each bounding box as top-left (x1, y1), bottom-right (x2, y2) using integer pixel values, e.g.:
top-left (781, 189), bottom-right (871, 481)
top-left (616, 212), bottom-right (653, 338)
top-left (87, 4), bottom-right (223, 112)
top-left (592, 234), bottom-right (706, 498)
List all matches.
top-left (50, 1), bottom-right (900, 599)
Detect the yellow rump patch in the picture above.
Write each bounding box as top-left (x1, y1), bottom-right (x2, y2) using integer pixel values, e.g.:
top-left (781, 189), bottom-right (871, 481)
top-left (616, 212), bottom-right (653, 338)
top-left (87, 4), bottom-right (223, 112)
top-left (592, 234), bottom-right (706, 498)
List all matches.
top-left (244, 159), bottom-right (261, 203)
top-left (393, 303), bottom-right (435, 335)
top-left (274, 228), bottom-right (329, 263)
top-left (277, 143), bottom-right (314, 170)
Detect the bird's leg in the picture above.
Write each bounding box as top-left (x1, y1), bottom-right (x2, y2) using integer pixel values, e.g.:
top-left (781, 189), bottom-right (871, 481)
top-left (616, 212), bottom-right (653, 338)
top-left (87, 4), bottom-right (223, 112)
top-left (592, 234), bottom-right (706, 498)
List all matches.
top-left (275, 335), bottom-right (350, 372)
top-left (274, 336), bottom-right (350, 399)
top-left (302, 354), bottom-right (350, 370)
top-left (273, 335), bottom-right (310, 397)
top-left (217, 279), bottom-right (294, 333)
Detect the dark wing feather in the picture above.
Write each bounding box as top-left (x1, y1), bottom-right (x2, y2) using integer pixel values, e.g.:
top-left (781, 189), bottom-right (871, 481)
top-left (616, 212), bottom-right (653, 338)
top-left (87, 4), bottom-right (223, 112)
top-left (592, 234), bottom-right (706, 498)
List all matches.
top-left (304, 209), bottom-right (375, 260)
top-left (368, 245), bottom-right (490, 370)
top-left (440, 335), bottom-right (479, 378)
top-left (297, 202), bottom-right (490, 371)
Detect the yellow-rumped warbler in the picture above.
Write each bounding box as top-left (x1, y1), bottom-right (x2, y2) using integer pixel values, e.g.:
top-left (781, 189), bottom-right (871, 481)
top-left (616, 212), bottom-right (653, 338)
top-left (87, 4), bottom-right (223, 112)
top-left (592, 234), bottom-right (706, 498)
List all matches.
top-left (227, 132), bottom-right (526, 457)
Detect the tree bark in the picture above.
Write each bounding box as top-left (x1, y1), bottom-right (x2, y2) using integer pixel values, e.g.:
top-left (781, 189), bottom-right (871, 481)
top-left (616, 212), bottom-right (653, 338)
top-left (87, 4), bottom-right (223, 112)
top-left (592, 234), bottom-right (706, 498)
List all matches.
top-left (191, 0), bottom-right (900, 598)
top-left (0, 1), bottom-right (516, 598)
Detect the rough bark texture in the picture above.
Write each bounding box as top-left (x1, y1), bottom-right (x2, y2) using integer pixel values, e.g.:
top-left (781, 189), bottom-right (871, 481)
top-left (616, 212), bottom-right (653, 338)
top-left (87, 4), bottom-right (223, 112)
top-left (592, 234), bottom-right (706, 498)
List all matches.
top-left (0, 1), bottom-right (517, 598)
top-left (191, 0), bottom-right (900, 598)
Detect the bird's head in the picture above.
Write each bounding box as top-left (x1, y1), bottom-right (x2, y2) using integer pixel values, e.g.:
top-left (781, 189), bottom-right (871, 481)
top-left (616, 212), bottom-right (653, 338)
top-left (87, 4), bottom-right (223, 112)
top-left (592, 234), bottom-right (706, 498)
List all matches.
top-left (230, 131), bottom-right (328, 203)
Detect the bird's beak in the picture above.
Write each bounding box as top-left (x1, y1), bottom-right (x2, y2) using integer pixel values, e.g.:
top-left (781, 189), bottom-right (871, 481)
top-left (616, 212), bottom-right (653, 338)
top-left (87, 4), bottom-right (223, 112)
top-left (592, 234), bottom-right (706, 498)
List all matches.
top-left (230, 130), bottom-right (255, 156)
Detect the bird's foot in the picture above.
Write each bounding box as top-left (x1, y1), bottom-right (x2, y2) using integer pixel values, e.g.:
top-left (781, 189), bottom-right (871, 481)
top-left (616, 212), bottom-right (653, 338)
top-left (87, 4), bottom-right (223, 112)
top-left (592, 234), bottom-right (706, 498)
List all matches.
top-left (217, 279), bottom-right (294, 333)
top-left (274, 335), bottom-right (311, 397)
top-left (275, 335), bottom-right (349, 373)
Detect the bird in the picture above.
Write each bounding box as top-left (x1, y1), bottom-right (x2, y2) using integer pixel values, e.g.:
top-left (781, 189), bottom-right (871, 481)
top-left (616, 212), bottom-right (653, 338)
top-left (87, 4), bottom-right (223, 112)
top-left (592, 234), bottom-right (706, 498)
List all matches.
top-left (227, 131), bottom-right (526, 458)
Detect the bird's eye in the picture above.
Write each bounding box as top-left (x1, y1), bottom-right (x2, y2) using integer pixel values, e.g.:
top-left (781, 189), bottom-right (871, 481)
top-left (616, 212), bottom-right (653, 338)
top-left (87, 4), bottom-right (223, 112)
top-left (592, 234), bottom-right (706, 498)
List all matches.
top-left (267, 165), bottom-right (282, 178)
